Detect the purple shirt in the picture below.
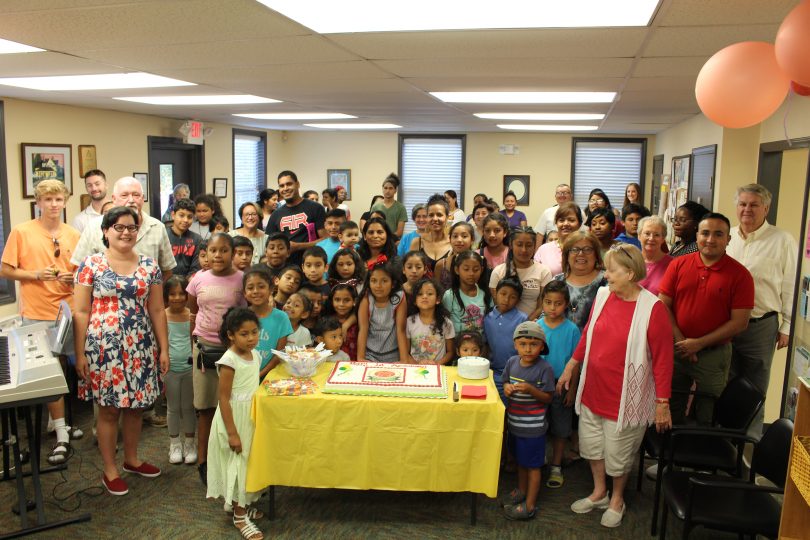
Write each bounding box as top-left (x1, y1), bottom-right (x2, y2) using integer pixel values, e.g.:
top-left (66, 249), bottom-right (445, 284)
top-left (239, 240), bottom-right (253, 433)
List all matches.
top-left (186, 270), bottom-right (245, 343)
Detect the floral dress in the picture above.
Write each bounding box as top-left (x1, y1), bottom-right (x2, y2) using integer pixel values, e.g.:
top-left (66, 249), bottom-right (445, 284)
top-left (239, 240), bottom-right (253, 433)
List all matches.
top-left (76, 253), bottom-right (162, 408)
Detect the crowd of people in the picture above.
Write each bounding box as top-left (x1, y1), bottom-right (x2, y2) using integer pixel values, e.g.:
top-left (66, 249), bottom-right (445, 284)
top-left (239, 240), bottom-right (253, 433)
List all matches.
top-left (0, 167), bottom-right (796, 537)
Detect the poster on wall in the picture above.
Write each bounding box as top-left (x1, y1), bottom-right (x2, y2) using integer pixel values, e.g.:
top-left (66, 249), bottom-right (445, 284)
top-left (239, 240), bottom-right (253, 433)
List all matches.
top-left (21, 143), bottom-right (73, 198)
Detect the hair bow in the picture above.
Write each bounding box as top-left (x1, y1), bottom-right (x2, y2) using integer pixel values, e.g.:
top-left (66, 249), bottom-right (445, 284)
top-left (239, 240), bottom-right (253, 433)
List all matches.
top-left (329, 278), bottom-right (360, 291)
top-left (366, 254), bottom-right (388, 270)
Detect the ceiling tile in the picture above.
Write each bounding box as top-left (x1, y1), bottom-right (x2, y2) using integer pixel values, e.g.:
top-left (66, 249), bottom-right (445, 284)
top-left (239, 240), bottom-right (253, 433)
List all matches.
top-left (375, 57), bottom-right (633, 78)
top-left (634, 56), bottom-right (708, 77)
top-left (658, 0), bottom-right (800, 26)
top-left (644, 24), bottom-right (781, 57)
top-left (404, 77), bottom-right (624, 93)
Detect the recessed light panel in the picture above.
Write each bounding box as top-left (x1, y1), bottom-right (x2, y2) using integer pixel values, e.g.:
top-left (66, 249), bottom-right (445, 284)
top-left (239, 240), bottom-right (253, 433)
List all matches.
top-left (432, 92), bottom-right (615, 104)
top-left (0, 72), bottom-right (195, 91)
top-left (498, 124), bottom-right (599, 131)
top-left (235, 113), bottom-right (356, 120)
top-left (0, 38), bottom-right (44, 54)
top-left (257, 0), bottom-right (659, 32)
top-left (475, 112), bottom-right (605, 121)
top-left (304, 123), bottom-right (401, 129)
top-left (116, 95), bottom-right (278, 105)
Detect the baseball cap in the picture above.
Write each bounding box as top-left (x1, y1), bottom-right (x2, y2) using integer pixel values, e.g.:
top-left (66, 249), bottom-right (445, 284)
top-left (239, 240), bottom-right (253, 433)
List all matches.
top-left (513, 321), bottom-right (550, 355)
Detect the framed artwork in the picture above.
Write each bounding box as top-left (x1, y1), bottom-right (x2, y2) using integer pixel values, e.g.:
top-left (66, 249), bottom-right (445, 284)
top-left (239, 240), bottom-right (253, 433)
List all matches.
top-left (21, 143), bottom-right (73, 198)
top-left (672, 155), bottom-right (690, 189)
top-left (213, 178), bottom-right (228, 198)
top-left (78, 145), bottom-right (97, 177)
top-left (503, 175), bottom-right (530, 206)
top-left (327, 169), bottom-right (351, 200)
top-left (133, 172), bottom-right (148, 201)
top-left (30, 201), bottom-right (66, 222)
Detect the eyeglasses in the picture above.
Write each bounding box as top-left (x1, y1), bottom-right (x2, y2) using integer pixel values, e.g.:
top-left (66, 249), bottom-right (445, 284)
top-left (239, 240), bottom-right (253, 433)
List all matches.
top-left (569, 246), bottom-right (595, 255)
top-left (610, 244), bottom-right (634, 263)
top-left (242, 212), bottom-right (259, 218)
top-left (52, 237), bottom-right (60, 258)
top-left (111, 224), bottom-right (139, 233)
top-left (588, 198), bottom-right (606, 205)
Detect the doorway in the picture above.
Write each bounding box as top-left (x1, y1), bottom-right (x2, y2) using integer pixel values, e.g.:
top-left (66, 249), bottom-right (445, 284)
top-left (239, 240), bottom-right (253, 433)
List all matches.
top-left (147, 136), bottom-right (205, 219)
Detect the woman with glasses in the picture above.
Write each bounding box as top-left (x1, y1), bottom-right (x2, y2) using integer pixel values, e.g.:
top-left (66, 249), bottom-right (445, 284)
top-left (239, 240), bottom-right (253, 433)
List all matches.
top-left (670, 201), bottom-right (709, 258)
top-left (230, 201), bottom-right (266, 265)
top-left (73, 205), bottom-right (170, 496)
top-left (637, 216), bottom-right (673, 296)
top-left (557, 244), bottom-right (673, 528)
top-left (554, 231), bottom-right (607, 331)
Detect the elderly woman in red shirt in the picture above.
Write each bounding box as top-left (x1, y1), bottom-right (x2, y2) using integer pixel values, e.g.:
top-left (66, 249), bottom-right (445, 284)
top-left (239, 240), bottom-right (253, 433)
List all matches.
top-left (557, 244), bottom-right (673, 529)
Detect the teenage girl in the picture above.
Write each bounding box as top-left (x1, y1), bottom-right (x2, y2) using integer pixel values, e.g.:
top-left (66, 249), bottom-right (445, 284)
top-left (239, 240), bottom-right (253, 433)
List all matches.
top-left (205, 308), bottom-right (264, 540)
top-left (401, 250), bottom-right (430, 297)
top-left (327, 247), bottom-right (366, 292)
top-left (186, 232), bottom-right (245, 484)
top-left (434, 221), bottom-right (475, 291)
top-left (489, 226), bottom-right (553, 320)
top-left (408, 194), bottom-right (451, 275)
top-left (273, 265), bottom-right (303, 309)
top-left (405, 279), bottom-right (455, 365)
top-left (357, 260), bottom-right (408, 362)
top-left (190, 194), bottom-right (223, 241)
top-left (441, 250), bottom-right (492, 335)
top-left (243, 268), bottom-right (292, 380)
top-left (479, 212), bottom-right (510, 270)
top-left (164, 276), bottom-right (196, 466)
top-left (325, 283), bottom-right (359, 360)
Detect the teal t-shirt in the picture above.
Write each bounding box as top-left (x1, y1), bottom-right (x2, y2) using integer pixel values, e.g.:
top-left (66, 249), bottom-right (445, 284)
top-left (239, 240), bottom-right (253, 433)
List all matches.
top-left (257, 308), bottom-right (294, 370)
top-left (442, 286), bottom-right (489, 336)
top-left (317, 236), bottom-right (342, 264)
top-left (537, 317), bottom-right (581, 379)
top-left (168, 320), bottom-right (192, 373)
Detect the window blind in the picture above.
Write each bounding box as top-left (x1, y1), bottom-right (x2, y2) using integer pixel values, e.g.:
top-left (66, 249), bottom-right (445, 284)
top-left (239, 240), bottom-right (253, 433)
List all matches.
top-left (573, 140), bottom-right (643, 211)
top-left (233, 131), bottom-right (266, 222)
top-left (400, 137), bottom-right (464, 233)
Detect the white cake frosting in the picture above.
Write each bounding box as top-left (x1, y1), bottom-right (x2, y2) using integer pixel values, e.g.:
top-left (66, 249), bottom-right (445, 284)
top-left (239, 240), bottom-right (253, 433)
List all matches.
top-left (322, 362), bottom-right (448, 399)
top-left (457, 356), bottom-right (490, 380)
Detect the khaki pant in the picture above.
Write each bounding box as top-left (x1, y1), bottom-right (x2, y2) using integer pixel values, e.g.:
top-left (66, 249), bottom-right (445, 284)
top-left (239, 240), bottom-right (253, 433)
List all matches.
top-left (670, 343), bottom-right (731, 426)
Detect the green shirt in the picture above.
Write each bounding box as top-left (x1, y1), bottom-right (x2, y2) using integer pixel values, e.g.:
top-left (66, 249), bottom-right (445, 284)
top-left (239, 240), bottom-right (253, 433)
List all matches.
top-left (371, 200), bottom-right (407, 234)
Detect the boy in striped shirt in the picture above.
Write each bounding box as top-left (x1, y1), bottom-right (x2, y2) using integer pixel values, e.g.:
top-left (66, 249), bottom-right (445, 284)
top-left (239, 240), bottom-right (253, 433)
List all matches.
top-left (500, 321), bottom-right (555, 521)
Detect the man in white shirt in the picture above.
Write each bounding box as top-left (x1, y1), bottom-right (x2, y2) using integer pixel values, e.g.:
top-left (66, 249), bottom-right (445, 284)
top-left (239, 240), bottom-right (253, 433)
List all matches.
top-left (71, 169), bottom-right (110, 233)
top-left (534, 184), bottom-right (578, 243)
top-left (727, 183), bottom-right (797, 439)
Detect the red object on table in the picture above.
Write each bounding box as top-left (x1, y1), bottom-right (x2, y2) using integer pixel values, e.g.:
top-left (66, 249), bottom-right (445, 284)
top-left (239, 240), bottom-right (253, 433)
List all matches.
top-left (461, 385), bottom-right (487, 399)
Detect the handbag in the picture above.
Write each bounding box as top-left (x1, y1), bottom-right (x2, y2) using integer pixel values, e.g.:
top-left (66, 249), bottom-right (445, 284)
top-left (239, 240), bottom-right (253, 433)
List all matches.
top-left (197, 341), bottom-right (227, 370)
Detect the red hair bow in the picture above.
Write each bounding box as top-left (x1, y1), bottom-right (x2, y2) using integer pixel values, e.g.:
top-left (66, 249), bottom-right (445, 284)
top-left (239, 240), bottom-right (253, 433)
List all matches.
top-left (366, 254), bottom-right (388, 270)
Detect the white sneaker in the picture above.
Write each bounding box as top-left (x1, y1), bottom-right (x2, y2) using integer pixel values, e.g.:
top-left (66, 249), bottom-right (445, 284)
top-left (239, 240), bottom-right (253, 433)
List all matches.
top-left (183, 438), bottom-right (197, 465)
top-left (169, 442), bottom-right (183, 464)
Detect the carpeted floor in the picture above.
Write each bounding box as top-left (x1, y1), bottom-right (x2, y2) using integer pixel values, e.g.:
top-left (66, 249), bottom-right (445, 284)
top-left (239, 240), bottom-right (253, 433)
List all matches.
top-left (1, 400), bottom-right (747, 539)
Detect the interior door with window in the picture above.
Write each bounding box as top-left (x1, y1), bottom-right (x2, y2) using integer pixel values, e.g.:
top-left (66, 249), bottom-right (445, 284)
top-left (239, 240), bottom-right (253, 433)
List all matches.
top-left (147, 136), bottom-right (204, 219)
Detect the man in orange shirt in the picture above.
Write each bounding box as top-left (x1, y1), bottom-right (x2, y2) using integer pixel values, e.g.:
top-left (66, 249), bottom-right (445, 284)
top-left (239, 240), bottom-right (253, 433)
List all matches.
top-left (0, 179), bottom-right (81, 464)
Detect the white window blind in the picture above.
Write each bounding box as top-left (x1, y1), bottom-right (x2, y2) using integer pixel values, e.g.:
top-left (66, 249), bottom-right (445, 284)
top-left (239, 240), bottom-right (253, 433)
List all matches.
top-left (573, 140), bottom-right (643, 211)
top-left (233, 131), bottom-right (266, 221)
top-left (400, 137), bottom-right (464, 233)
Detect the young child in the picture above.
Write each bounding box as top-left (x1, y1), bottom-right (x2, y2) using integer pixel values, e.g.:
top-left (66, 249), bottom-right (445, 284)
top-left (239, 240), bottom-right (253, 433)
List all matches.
top-left (209, 215), bottom-right (230, 235)
top-left (325, 283), bottom-right (359, 361)
top-left (500, 321), bottom-right (555, 521)
top-left (327, 248), bottom-right (366, 293)
top-left (255, 233), bottom-right (290, 279)
top-left (401, 250), bottom-right (430, 297)
top-left (317, 209), bottom-right (346, 263)
top-left (537, 280), bottom-right (582, 489)
top-left (544, 231), bottom-right (559, 244)
top-left (357, 259), bottom-right (408, 362)
top-left (405, 279), bottom-right (455, 365)
top-left (490, 226), bottom-right (552, 321)
top-left (273, 265), bottom-right (303, 309)
top-left (164, 276), bottom-right (196, 465)
top-left (442, 250), bottom-right (492, 335)
top-left (190, 194), bottom-right (222, 241)
top-left (283, 293), bottom-right (312, 347)
top-left (205, 307), bottom-right (264, 540)
top-left (198, 240), bottom-right (211, 271)
top-left (615, 204), bottom-right (650, 249)
top-left (186, 232), bottom-right (245, 485)
top-left (232, 236), bottom-right (254, 272)
top-left (479, 212), bottom-right (510, 272)
top-left (243, 268), bottom-right (292, 380)
top-left (314, 316), bottom-right (350, 362)
top-left (484, 277), bottom-right (528, 402)
top-left (298, 282), bottom-right (324, 331)
top-left (166, 198), bottom-right (202, 277)
top-left (301, 246), bottom-right (330, 298)
top-left (435, 221), bottom-right (475, 291)
top-left (338, 220), bottom-right (361, 251)
top-left (456, 329), bottom-right (484, 359)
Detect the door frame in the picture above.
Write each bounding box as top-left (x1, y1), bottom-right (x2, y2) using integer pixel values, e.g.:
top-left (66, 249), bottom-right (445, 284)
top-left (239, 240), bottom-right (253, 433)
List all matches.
top-left (146, 136), bottom-right (205, 217)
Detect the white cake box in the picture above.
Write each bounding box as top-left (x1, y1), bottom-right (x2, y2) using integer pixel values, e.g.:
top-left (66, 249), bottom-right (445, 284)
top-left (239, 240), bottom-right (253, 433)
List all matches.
top-left (457, 356), bottom-right (490, 380)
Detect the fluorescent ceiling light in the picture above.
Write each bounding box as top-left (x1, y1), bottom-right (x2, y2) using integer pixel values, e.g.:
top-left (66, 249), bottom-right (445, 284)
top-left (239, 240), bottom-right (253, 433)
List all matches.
top-left (476, 112), bottom-right (605, 121)
top-left (256, 0), bottom-right (658, 32)
top-left (498, 124), bottom-right (599, 131)
top-left (235, 113), bottom-right (356, 120)
top-left (0, 72), bottom-right (195, 91)
top-left (305, 123), bottom-right (401, 130)
top-left (116, 95), bottom-right (278, 105)
top-left (432, 92), bottom-right (615, 104)
top-left (0, 38), bottom-right (44, 54)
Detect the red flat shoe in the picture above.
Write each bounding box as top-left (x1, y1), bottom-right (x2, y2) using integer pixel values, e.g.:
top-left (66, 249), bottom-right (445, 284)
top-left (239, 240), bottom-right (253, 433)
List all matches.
top-left (102, 474), bottom-right (129, 496)
top-left (123, 461), bottom-right (161, 478)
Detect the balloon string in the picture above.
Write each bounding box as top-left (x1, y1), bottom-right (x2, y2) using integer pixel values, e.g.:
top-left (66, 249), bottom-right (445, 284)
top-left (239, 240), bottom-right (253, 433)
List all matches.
top-left (784, 89), bottom-right (794, 147)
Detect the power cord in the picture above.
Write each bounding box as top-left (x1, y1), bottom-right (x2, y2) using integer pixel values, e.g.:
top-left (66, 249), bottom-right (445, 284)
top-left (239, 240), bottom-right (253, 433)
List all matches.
top-left (45, 440), bottom-right (105, 513)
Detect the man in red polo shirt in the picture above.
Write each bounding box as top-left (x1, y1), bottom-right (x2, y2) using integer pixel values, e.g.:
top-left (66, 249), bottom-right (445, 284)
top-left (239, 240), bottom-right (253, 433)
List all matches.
top-left (658, 212), bottom-right (754, 425)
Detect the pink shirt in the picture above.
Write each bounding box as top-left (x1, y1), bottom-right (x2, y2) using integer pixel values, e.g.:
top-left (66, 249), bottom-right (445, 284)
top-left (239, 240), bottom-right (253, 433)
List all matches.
top-left (186, 270), bottom-right (245, 344)
top-left (483, 246), bottom-right (508, 270)
top-left (533, 242), bottom-right (562, 276)
top-left (639, 255), bottom-right (673, 296)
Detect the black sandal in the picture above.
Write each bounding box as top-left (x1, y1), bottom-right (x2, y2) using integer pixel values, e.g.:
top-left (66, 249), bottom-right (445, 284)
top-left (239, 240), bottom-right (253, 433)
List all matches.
top-left (48, 441), bottom-right (70, 465)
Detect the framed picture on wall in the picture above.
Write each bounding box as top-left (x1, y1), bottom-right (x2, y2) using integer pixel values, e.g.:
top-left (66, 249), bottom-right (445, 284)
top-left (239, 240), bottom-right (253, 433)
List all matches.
top-left (327, 169), bottom-right (351, 200)
top-left (21, 143), bottom-right (73, 198)
top-left (133, 172), bottom-right (148, 201)
top-left (78, 145), bottom-right (97, 177)
top-left (30, 201), bottom-right (66, 222)
top-left (213, 178), bottom-right (228, 198)
top-left (503, 175), bottom-right (530, 206)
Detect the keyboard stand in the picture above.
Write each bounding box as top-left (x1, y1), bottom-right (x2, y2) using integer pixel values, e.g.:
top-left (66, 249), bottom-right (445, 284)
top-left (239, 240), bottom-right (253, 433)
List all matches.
top-left (0, 395), bottom-right (91, 539)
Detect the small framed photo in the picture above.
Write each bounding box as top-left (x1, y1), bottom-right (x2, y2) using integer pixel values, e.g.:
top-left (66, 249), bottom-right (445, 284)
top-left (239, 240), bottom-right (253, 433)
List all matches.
top-left (503, 175), bottom-right (530, 206)
top-left (214, 178), bottom-right (228, 198)
top-left (78, 145), bottom-right (97, 177)
top-left (327, 169), bottom-right (351, 201)
top-left (21, 143), bottom-right (73, 199)
top-left (133, 172), bottom-right (148, 201)
top-left (31, 201), bottom-right (66, 222)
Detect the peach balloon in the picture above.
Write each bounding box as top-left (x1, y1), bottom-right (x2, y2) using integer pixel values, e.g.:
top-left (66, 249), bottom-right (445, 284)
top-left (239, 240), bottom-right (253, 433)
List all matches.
top-left (695, 41), bottom-right (790, 129)
top-left (776, 1), bottom-right (810, 86)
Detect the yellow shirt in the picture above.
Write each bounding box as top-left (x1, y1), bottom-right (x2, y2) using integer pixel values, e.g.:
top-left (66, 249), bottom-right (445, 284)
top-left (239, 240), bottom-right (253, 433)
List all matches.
top-left (1, 219), bottom-right (80, 319)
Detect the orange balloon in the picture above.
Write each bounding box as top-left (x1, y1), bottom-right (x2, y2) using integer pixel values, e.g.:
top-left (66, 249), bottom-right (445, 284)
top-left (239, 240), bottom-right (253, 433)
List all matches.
top-left (776, 1), bottom-right (810, 87)
top-left (695, 41), bottom-right (790, 129)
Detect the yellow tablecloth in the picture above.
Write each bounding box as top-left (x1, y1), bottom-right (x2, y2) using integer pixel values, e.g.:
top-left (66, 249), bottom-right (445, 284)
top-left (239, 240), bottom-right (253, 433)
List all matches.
top-left (246, 363), bottom-right (505, 497)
